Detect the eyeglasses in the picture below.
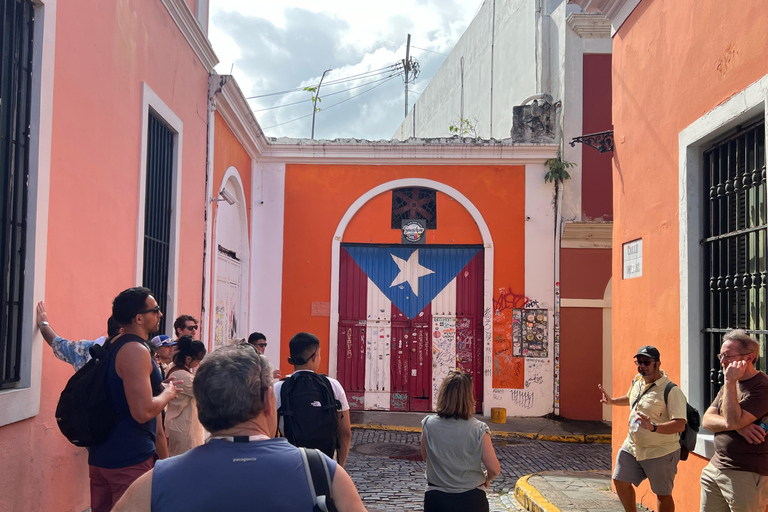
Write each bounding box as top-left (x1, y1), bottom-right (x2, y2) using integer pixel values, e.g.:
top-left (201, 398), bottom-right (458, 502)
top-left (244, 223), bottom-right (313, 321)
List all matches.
top-left (634, 359), bottom-right (655, 367)
top-left (185, 325), bottom-right (199, 331)
top-left (139, 306), bottom-right (161, 315)
top-left (717, 352), bottom-right (752, 362)
top-left (255, 343), bottom-right (267, 348)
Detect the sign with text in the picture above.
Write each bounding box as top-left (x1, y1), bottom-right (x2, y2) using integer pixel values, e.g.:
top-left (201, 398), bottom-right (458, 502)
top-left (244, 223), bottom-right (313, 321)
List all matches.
top-left (401, 218), bottom-right (427, 244)
top-left (623, 239), bottom-right (643, 279)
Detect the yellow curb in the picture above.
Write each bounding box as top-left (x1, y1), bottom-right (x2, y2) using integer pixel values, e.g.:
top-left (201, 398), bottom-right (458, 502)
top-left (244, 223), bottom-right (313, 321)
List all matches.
top-left (351, 424), bottom-right (611, 444)
top-left (514, 473), bottom-right (561, 512)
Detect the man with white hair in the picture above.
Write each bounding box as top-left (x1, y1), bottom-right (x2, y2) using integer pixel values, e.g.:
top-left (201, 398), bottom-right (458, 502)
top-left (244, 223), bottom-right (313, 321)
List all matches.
top-left (114, 344), bottom-right (367, 512)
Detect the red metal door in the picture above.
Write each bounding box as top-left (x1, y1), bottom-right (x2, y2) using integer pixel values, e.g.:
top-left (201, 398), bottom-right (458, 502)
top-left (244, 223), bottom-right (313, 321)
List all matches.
top-left (408, 304), bottom-right (432, 411)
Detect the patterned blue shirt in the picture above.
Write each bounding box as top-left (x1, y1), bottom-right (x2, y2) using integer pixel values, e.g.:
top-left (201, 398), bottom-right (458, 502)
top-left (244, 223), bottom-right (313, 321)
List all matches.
top-left (51, 336), bottom-right (106, 371)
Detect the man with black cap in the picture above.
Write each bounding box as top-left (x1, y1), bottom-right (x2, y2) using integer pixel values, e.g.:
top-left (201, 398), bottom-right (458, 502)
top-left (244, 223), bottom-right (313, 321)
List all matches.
top-left (599, 346), bottom-right (688, 512)
top-left (274, 332), bottom-right (352, 467)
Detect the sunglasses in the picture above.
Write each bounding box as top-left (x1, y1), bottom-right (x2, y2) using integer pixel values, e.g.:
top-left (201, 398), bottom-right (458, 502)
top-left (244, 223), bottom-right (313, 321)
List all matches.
top-left (634, 359), bottom-right (655, 367)
top-left (185, 325), bottom-right (199, 331)
top-left (139, 306), bottom-right (161, 314)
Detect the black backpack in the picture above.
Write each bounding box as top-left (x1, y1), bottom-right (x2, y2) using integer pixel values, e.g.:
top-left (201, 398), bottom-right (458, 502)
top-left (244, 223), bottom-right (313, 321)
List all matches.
top-left (55, 340), bottom-right (118, 447)
top-left (663, 381), bottom-right (701, 461)
top-left (279, 372), bottom-right (341, 458)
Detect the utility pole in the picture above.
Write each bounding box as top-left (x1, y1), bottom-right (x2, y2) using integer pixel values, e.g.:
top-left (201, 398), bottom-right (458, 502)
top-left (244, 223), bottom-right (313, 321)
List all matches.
top-left (403, 34), bottom-right (411, 119)
top-left (311, 68), bottom-right (331, 139)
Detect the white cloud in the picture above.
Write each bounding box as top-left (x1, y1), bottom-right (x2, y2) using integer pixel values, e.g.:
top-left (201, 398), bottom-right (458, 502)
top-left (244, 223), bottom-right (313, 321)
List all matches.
top-left (208, 0), bottom-right (481, 139)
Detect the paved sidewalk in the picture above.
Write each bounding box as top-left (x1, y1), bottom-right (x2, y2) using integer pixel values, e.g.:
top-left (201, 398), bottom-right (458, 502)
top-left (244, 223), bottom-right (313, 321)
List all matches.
top-left (515, 470), bottom-right (620, 512)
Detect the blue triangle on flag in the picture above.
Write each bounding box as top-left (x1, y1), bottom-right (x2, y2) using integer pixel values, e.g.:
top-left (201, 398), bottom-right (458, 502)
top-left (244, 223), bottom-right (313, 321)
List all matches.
top-left (344, 246), bottom-right (481, 319)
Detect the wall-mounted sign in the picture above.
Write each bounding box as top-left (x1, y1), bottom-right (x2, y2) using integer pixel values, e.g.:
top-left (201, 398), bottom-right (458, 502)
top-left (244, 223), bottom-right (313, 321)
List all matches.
top-left (623, 239), bottom-right (643, 279)
top-left (401, 218), bottom-right (426, 244)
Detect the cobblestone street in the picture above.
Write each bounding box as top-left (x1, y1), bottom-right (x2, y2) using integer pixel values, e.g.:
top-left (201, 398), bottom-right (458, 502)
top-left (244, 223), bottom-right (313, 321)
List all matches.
top-left (345, 429), bottom-right (612, 512)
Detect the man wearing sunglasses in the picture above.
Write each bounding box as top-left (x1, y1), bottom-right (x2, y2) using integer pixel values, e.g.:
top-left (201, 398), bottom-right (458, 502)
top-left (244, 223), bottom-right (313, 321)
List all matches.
top-left (599, 346), bottom-right (687, 512)
top-left (173, 315), bottom-right (199, 340)
top-left (700, 329), bottom-right (768, 512)
top-left (248, 332), bottom-right (280, 379)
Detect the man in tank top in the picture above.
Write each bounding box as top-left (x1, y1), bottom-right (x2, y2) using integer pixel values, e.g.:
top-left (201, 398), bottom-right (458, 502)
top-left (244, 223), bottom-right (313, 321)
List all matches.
top-left (113, 344), bottom-right (367, 512)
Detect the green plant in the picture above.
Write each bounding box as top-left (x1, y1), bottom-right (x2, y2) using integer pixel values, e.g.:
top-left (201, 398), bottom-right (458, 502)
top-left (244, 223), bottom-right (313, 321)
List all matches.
top-left (449, 116), bottom-right (478, 138)
top-left (303, 86), bottom-right (322, 113)
top-left (544, 157), bottom-right (576, 183)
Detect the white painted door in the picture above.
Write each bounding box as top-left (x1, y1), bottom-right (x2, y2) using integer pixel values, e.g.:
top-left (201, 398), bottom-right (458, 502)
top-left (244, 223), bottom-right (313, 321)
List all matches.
top-left (214, 249), bottom-right (241, 348)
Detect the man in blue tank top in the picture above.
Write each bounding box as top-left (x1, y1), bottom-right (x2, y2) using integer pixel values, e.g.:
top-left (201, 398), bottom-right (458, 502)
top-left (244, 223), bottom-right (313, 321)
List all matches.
top-left (88, 287), bottom-right (183, 512)
top-left (113, 345), bottom-right (367, 512)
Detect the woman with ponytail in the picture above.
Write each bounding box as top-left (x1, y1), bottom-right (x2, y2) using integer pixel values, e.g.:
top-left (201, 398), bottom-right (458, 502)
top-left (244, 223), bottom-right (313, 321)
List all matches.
top-left (165, 335), bottom-right (207, 456)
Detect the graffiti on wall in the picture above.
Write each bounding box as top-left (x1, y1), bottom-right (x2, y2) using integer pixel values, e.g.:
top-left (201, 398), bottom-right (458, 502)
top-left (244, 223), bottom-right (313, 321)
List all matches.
top-left (492, 308), bottom-right (524, 388)
top-left (432, 316), bottom-right (457, 409)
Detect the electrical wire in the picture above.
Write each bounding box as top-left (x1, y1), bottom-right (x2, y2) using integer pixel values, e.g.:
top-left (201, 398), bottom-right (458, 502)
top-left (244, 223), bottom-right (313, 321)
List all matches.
top-left (253, 71), bottom-right (405, 113)
top-left (411, 45), bottom-right (448, 57)
top-left (261, 75), bottom-right (400, 130)
top-left (246, 63), bottom-right (402, 100)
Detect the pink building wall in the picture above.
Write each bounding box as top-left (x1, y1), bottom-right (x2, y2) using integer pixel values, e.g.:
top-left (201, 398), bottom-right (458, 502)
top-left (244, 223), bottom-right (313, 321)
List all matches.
top-left (0, 1), bottom-right (210, 510)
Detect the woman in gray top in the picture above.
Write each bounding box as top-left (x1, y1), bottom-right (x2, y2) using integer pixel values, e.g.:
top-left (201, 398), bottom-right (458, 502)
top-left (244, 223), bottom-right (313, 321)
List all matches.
top-left (420, 371), bottom-right (501, 512)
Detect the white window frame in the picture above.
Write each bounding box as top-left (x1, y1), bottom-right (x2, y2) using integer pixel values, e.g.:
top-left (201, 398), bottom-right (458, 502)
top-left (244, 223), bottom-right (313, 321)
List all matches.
top-left (0, 0), bottom-right (57, 427)
top-left (135, 83), bottom-right (183, 336)
top-left (679, 74), bottom-right (768, 458)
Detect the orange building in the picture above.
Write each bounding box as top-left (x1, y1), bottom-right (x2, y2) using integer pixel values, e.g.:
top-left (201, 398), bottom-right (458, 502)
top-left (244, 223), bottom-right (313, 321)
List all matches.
top-left (599, 0), bottom-right (768, 509)
top-left (0, 1), bottom-right (216, 510)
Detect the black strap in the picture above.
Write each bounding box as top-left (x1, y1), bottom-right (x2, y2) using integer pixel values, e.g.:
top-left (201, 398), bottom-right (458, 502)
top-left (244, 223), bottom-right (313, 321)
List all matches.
top-left (300, 448), bottom-right (338, 512)
top-left (663, 381), bottom-right (676, 404)
top-left (631, 380), bottom-right (656, 411)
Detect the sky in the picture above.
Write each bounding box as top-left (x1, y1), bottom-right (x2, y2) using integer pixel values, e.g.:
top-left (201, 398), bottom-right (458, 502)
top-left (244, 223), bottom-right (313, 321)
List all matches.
top-left (208, 1), bottom-right (482, 141)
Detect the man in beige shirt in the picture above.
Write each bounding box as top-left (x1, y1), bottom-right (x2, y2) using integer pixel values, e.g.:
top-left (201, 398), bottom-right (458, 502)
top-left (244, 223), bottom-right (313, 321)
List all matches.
top-left (599, 346), bottom-right (687, 512)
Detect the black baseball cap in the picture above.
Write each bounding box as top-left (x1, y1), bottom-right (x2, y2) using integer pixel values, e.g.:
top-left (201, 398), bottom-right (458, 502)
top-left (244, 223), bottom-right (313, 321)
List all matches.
top-left (635, 345), bottom-right (661, 360)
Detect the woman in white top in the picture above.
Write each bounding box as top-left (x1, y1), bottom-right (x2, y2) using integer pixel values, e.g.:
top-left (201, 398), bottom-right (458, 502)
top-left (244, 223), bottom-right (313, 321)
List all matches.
top-left (165, 336), bottom-right (206, 456)
top-left (420, 370), bottom-right (501, 512)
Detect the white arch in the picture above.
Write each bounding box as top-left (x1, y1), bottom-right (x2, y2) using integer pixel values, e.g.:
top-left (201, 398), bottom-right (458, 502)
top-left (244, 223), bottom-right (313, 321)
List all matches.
top-left (209, 166), bottom-right (250, 350)
top-left (328, 178), bottom-right (494, 408)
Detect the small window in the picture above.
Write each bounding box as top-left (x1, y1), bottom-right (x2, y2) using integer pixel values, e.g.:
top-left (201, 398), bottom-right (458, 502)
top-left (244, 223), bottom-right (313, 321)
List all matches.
top-left (391, 187), bottom-right (437, 229)
top-left (142, 113), bottom-right (175, 334)
top-left (702, 120), bottom-right (766, 405)
top-left (0, 0), bottom-right (35, 389)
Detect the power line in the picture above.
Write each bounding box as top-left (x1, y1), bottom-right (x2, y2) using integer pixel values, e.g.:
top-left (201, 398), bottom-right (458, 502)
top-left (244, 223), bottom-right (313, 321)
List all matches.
top-left (411, 45), bottom-right (448, 57)
top-left (246, 63), bottom-right (402, 100)
top-left (253, 71), bottom-right (405, 113)
top-left (261, 75), bottom-right (400, 131)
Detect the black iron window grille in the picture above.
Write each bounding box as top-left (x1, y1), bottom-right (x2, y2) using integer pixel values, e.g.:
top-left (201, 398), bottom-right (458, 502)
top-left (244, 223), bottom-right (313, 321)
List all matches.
top-left (0, 0), bottom-right (34, 389)
top-left (391, 187), bottom-right (437, 229)
top-left (142, 112), bottom-right (175, 334)
top-left (702, 120), bottom-right (767, 406)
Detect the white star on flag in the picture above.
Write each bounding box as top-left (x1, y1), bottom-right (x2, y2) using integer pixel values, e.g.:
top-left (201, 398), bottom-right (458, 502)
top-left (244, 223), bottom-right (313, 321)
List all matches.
top-left (389, 250), bottom-right (434, 297)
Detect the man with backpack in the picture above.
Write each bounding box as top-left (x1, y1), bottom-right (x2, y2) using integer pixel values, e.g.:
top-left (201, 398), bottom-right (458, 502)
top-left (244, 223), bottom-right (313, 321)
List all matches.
top-left (113, 345), bottom-right (367, 512)
top-left (275, 332), bottom-right (352, 467)
top-left (87, 287), bottom-right (182, 512)
top-left (599, 345), bottom-right (687, 512)
top-left (701, 329), bottom-right (768, 512)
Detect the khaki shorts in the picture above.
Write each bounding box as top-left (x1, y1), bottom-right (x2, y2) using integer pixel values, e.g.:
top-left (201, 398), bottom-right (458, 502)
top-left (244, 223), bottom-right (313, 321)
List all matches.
top-left (613, 448), bottom-right (680, 496)
top-left (700, 462), bottom-right (768, 512)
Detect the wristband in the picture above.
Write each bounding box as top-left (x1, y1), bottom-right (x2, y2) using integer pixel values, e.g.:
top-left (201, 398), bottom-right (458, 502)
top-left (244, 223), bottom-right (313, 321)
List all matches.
top-left (651, 422), bottom-right (658, 432)
top-left (39, 321), bottom-right (49, 327)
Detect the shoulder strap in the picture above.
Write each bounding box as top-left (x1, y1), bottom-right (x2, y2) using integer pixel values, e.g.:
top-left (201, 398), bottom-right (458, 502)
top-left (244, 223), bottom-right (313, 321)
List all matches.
top-left (279, 375), bottom-right (293, 416)
top-left (631, 380), bottom-right (656, 410)
top-left (663, 381), bottom-right (676, 404)
top-left (300, 448), bottom-right (338, 512)
top-left (318, 374), bottom-right (342, 409)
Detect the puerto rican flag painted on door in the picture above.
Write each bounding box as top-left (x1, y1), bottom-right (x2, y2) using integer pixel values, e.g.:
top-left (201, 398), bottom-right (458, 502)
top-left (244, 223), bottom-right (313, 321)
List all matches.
top-left (337, 245), bottom-right (484, 412)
